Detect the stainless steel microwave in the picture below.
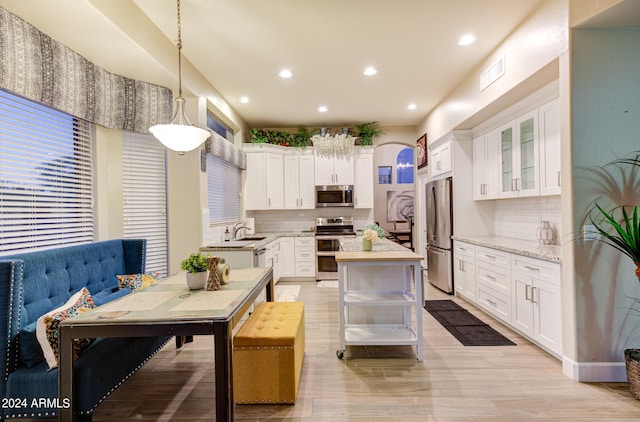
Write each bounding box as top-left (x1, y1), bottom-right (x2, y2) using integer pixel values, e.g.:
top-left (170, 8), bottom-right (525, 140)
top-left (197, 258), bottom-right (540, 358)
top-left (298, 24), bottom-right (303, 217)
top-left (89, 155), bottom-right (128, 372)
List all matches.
top-left (315, 185), bottom-right (354, 207)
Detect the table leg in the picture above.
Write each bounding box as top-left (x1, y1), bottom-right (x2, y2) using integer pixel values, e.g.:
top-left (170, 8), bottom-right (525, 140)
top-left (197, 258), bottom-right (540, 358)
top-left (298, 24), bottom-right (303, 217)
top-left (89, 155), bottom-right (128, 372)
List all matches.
top-left (58, 326), bottom-right (74, 422)
top-left (214, 321), bottom-right (234, 422)
top-left (265, 273), bottom-right (275, 302)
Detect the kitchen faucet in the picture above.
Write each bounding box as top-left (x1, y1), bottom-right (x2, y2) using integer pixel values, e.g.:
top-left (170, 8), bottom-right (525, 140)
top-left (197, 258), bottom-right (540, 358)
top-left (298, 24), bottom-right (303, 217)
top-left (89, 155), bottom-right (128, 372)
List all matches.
top-left (233, 222), bottom-right (251, 240)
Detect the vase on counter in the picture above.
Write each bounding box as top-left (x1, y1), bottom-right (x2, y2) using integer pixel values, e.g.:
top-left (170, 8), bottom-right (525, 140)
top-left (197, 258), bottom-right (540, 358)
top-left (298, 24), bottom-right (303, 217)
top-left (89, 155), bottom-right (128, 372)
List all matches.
top-left (362, 238), bottom-right (372, 251)
top-left (537, 220), bottom-right (553, 245)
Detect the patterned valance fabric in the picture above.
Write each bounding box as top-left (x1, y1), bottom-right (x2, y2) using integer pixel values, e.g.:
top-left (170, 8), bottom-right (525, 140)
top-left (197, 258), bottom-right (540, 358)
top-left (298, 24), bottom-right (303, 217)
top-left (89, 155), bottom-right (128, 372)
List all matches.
top-left (0, 7), bottom-right (172, 134)
top-left (207, 131), bottom-right (246, 169)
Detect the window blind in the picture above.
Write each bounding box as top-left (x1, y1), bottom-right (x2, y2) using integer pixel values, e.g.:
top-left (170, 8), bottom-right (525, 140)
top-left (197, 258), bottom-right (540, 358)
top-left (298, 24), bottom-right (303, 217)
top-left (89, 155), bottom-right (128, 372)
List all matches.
top-left (122, 132), bottom-right (168, 276)
top-left (0, 89), bottom-right (94, 255)
top-left (207, 154), bottom-right (241, 224)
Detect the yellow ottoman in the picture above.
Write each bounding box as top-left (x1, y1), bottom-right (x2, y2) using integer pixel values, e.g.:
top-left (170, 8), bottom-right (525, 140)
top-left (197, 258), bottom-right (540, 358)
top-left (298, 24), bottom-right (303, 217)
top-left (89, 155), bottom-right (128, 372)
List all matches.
top-left (233, 301), bottom-right (305, 404)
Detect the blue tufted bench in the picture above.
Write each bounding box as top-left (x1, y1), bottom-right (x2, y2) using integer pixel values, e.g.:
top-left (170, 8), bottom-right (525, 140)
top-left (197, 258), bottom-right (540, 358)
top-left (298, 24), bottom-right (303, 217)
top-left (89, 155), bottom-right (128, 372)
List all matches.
top-left (0, 239), bottom-right (172, 421)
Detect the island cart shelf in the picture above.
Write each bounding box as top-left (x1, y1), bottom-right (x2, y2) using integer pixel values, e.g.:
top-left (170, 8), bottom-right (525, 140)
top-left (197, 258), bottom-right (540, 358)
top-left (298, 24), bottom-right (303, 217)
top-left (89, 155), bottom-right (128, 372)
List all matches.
top-left (336, 238), bottom-right (424, 360)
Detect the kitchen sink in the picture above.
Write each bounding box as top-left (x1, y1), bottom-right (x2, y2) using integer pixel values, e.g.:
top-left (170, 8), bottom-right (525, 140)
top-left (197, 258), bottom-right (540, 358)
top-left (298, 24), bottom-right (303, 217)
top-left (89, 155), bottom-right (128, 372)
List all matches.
top-left (237, 236), bottom-right (266, 241)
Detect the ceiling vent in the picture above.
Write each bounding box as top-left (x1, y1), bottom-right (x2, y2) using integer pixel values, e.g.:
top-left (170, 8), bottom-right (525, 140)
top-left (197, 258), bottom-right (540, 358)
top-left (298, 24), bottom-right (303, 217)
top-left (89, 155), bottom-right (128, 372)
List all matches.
top-left (480, 55), bottom-right (505, 91)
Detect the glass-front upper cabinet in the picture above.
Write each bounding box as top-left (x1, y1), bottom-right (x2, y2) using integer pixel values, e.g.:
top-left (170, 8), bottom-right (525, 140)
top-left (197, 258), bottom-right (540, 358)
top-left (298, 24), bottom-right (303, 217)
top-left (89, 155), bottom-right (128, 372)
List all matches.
top-left (498, 110), bottom-right (539, 198)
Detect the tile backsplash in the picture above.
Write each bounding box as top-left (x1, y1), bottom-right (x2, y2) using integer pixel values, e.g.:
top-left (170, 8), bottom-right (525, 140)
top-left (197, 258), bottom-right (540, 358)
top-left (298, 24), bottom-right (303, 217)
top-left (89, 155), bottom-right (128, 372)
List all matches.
top-left (493, 196), bottom-right (561, 244)
top-left (249, 208), bottom-right (374, 234)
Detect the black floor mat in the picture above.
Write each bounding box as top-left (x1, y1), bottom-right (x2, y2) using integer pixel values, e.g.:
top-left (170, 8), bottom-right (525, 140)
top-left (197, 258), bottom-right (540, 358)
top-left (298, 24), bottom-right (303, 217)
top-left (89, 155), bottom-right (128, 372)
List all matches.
top-left (424, 300), bottom-right (516, 346)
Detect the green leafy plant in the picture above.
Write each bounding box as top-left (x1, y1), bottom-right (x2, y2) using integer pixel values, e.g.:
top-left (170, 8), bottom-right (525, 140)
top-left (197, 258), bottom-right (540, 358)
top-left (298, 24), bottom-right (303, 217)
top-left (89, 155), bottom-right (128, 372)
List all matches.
top-left (249, 128), bottom-right (268, 143)
top-left (180, 252), bottom-right (209, 274)
top-left (290, 126), bottom-right (311, 148)
top-left (590, 203), bottom-right (640, 280)
top-left (354, 121), bottom-right (384, 146)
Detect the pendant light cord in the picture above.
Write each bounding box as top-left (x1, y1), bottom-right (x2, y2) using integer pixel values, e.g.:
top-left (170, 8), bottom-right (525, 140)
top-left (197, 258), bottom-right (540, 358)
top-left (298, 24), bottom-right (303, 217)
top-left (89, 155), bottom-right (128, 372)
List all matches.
top-left (176, 0), bottom-right (183, 98)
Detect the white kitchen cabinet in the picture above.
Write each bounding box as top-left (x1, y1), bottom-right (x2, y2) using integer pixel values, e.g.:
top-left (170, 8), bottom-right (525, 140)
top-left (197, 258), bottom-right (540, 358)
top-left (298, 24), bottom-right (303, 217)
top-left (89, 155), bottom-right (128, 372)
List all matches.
top-left (244, 145), bottom-right (284, 210)
top-left (353, 147), bottom-right (374, 208)
top-left (283, 151), bottom-right (315, 209)
top-left (278, 237), bottom-right (295, 279)
top-left (430, 140), bottom-right (452, 178)
top-left (475, 246), bottom-right (511, 323)
top-left (511, 254), bottom-right (562, 356)
top-left (264, 238), bottom-right (282, 284)
top-left (538, 98), bottom-right (561, 196)
top-left (314, 150), bottom-right (354, 185)
top-left (294, 236), bottom-right (316, 278)
top-left (472, 129), bottom-right (499, 200)
top-left (453, 241), bottom-right (476, 301)
top-left (498, 110), bottom-right (540, 198)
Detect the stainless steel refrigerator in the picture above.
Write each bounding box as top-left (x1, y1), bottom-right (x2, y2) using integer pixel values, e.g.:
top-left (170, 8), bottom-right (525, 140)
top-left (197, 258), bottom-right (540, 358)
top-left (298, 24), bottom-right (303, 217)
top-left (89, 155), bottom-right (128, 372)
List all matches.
top-left (425, 177), bottom-right (453, 294)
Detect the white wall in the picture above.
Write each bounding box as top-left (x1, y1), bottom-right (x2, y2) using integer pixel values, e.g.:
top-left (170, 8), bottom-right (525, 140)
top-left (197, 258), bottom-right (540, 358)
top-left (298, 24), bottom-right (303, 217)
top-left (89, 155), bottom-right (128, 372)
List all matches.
top-left (418, 0), bottom-right (568, 142)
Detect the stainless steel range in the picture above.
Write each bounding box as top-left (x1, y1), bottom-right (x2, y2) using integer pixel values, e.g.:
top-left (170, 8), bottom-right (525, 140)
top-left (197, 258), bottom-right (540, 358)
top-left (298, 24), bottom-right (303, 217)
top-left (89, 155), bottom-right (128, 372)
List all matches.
top-left (315, 217), bottom-right (356, 280)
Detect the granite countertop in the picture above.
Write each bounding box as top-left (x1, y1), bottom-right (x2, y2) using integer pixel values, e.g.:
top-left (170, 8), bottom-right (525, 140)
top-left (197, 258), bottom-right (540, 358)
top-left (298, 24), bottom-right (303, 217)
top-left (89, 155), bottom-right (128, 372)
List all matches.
top-left (337, 237), bottom-right (423, 262)
top-left (452, 235), bottom-right (562, 263)
top-left (201, 231), bottom-right (315, 252)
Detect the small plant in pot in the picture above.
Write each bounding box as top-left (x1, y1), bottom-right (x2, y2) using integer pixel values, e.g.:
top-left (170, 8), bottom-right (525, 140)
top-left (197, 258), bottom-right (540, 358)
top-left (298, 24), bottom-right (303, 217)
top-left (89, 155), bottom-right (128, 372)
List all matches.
top-left (181, 252), bottom-right (209, 290)
top-left (590, 201), bottom-right (640, 399)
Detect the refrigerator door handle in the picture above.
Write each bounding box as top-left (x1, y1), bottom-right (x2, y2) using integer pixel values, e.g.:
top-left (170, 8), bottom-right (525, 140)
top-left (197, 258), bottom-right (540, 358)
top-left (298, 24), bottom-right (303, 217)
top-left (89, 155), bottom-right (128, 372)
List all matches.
top-left (430, 185), bottom-right (437, 241)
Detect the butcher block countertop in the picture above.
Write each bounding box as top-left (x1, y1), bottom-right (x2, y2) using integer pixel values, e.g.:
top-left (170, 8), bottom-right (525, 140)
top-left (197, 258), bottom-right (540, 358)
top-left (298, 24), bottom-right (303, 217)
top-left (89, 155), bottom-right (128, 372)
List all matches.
top-left (336, 237), bottom-right (423, 262)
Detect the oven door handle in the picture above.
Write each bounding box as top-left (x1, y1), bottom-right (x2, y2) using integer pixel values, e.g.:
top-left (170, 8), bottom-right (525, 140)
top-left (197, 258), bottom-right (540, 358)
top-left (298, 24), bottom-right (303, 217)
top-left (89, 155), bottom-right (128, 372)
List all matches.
top-left (316, 251), bottom-right (339, 256)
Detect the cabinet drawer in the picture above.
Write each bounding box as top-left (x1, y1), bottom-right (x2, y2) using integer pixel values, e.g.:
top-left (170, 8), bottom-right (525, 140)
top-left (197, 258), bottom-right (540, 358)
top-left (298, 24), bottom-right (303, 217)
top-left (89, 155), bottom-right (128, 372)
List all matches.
top-left (295, 262), bottom-right (315, 277)
top-left (476, 246), bottom-right (509, 268)
top-left (477, 284), bottom-right (511, 323)
top-left (477, 263), bottom-right (510, 295)
top-left (295, 237), bottom-right (315, 248)
top-left (511, 255), bottom-right (560, 286)
top-left (454, 241), bottom-right (475, 259)
top-left (296, 246), bottom-right (315, 262)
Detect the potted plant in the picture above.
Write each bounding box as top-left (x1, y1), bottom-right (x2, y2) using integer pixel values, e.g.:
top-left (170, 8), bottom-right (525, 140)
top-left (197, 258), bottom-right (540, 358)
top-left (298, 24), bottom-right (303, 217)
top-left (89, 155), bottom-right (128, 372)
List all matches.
top-left (354, 121), bottom-right (384, 146)
top-left (249, 128), bottom-right (268, 144)
top-left (362, 223), bottom-right (385, 251)
top-left (589, 175), bottom-right (640, 398)
top-left (180, 252), bottom-right (209, 290)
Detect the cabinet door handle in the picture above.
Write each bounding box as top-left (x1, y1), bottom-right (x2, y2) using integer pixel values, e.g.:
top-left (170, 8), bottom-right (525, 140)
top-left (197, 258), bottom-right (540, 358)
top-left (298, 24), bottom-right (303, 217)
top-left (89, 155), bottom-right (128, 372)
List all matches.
top-left (557, 171), bottom-right (561, 187)
top-left (300, 198), bottom-right (303, 207)
top-left (525, 284), bottom-right (532, 301)
top-left (459, 260), bottom-right (464, 271)
top-left (268, 197), bottom-right (271, 207)
top-left (532, 286), bottom-right (538, 304)
top-left (511, 178), bottom-right (516, 191)
top-left (524, 265), bottom-right (540, 272)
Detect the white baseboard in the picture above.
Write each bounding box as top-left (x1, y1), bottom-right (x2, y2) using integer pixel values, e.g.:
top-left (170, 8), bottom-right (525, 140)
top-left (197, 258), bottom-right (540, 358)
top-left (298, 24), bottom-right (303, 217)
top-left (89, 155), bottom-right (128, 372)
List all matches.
top-left (563, 355), bottom-right (627, 382)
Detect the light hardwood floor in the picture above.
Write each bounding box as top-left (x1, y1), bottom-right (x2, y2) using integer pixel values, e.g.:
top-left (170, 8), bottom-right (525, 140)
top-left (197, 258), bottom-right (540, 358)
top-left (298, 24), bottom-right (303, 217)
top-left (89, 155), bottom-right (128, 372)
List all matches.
top-left (56, 280), bottom-right (640, 420)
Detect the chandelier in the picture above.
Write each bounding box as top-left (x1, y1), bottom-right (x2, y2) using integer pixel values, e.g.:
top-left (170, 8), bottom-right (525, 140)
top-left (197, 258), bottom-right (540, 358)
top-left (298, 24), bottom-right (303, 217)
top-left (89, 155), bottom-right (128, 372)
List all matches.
top-left (149, 0), bottom-right (210, 154)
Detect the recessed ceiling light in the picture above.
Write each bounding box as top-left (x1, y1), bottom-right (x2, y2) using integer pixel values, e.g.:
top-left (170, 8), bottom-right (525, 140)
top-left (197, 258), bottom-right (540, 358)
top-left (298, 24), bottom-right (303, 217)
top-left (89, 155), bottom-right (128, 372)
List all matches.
top-left (458, 34), bottom-right (476, 46)
top-left (318, 106), bottom-right (328, 113)
top-left (363, 66), bottom-right (378, 76)
top-left (279, 69), bottom-right (293, 78)
top-left (240, 96), bottom-right (249, 104)
top-left (408, 103), bottom-right (417, 110)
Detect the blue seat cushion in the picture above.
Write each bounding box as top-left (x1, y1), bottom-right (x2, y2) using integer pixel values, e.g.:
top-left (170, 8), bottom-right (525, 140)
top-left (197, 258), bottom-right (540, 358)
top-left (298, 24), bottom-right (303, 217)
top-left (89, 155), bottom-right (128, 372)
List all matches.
top-left (91, 286), bottom-right (131, 307)
top-left (5, 335), bottom-right (171, 418)
top-left (18, 322), bottom-right (44, 368)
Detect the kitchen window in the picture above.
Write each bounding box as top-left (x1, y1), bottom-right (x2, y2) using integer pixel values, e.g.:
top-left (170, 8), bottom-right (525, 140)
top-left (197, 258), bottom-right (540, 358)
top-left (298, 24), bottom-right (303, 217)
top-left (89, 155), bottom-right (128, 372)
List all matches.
top-left (0, 89), bottom-right (94, 255)
top-left (122, 132), bottom-right (168, 276)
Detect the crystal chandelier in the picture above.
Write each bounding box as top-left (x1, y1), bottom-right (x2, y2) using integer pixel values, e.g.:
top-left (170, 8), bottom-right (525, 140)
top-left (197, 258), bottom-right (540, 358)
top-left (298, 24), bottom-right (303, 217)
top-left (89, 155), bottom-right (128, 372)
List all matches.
top-left (149, 0), bottom-right (210, 154)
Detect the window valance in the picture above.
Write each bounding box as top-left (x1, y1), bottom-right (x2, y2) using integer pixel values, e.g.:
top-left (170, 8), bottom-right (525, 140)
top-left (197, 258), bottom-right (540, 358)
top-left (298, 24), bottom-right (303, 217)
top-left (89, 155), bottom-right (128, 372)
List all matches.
top-left (0, 7), bottom-right (172, 134)
top-left (206, 131), bottom-right (246, 170)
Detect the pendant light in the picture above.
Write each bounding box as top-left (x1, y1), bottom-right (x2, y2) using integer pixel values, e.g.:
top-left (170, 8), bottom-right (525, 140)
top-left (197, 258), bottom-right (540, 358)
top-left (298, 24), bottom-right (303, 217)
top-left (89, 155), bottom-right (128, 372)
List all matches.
top-left (149, 0), bottom-right (210, 154)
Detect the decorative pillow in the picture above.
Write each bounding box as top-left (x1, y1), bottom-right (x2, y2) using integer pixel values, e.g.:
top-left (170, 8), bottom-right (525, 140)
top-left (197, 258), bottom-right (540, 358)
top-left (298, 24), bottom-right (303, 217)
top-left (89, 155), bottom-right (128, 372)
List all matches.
top-left (35, 287), bottom-right (96, 370)
top-left (18, 322), bottom-right (44, 368)
top-left (117, 272), bottom-right (161, 292)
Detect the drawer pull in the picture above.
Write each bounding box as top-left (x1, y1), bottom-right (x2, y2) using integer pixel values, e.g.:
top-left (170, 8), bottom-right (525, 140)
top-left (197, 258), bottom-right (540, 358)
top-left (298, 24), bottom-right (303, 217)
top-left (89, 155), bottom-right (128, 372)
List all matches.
top-left (485, 274), bottom-right (496, 281)
top-left (486, 298), bottom-right (497, 307)
top-left (484, 254), bottom-right (496, 260)
top-left (524, 265), bottom-right (540, 272)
